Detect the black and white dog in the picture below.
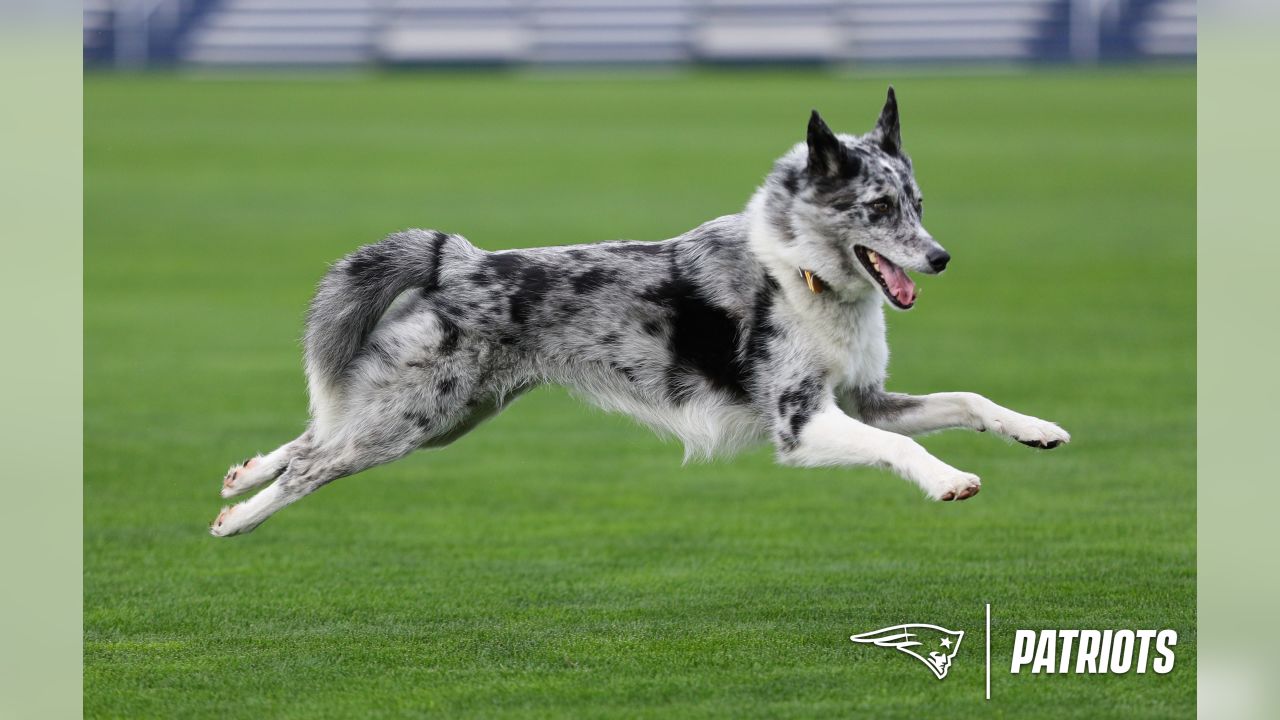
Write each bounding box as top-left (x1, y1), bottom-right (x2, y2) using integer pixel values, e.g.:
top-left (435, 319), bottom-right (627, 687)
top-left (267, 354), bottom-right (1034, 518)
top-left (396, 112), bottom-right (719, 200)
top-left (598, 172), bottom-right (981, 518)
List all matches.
top-left (212, 88), bottom-right (1068, 537)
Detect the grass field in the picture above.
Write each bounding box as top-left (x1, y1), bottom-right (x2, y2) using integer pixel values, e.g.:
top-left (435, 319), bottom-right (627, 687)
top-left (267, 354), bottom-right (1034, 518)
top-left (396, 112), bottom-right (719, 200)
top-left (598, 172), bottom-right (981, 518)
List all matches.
top-left (84, 70), bottom-right (1195, 718)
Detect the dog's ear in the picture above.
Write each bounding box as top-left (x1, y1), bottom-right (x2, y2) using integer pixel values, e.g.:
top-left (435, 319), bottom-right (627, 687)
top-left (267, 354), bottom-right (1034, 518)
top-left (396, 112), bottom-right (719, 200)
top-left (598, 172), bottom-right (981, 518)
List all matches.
top-left (807, 110), bottom-right (857, 178)
top-left (872, 86), bottom-right (901, 156)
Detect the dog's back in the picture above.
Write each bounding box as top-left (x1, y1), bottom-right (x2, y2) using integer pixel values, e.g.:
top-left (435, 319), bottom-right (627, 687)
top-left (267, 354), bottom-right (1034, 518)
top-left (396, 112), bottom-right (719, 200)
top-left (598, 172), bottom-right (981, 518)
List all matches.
top-left (312, 215), bottom-right (771, 453)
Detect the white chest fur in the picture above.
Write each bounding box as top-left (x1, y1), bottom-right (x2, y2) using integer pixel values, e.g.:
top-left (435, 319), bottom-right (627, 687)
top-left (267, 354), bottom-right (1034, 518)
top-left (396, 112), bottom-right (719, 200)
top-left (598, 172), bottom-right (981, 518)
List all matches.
top-left (776, 283), bottom-right (890, 391)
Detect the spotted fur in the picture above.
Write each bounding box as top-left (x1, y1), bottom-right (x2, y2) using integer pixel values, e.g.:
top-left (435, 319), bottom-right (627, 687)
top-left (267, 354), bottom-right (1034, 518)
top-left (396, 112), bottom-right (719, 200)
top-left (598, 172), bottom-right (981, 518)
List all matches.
top-left (211, 87), bottom-right (1070, 538)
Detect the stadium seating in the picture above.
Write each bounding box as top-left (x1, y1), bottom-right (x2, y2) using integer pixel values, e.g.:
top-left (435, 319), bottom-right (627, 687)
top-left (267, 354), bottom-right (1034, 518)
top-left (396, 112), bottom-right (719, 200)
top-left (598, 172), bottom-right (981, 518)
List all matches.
top-left (83, 0), bottom-right (1197, 68)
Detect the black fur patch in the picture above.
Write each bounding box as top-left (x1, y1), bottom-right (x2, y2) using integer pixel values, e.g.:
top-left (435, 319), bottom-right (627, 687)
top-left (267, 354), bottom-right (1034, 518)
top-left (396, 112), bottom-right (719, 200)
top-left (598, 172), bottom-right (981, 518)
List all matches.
top-left (776, 375), bottom-right (824, 452)
top-left (603, 242), bottom-right (665, 256)
top-left (435, 301), bottom-right (461, 321)
top-left (424, 231), bottom-right (448, 289)
top-left (780, 166), bottom-right (800, 194)
top-left (437, 316), bottom-right (461, 355)
top-left (570, 267), bottom-right (618, 294)
top-left (509, 265), bottom-right (549, 325)
top-left (345, 250), bottom-right (382, 280)
top-left (849, 386), bottom-right (922, 423)
top-left (743, 276), bottom-right (779, 370)
top-left (485, 252), bottom-right (525, 276)
top-left (643, 276), bottom-right (749, 402)
top-left (343, 242), bottom-right (401, 289)
top-left (403, 411), bottom-right (434, 432)
top-left (808, 110), bottom-right (856, 179)
top-left (486, 253), bottom-right (551, 326)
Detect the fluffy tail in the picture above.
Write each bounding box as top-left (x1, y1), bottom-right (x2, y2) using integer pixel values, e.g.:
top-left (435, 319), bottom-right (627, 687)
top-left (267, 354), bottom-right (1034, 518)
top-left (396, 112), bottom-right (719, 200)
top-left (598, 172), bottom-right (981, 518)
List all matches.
top-left (304, 229), bottom-right (455, 398)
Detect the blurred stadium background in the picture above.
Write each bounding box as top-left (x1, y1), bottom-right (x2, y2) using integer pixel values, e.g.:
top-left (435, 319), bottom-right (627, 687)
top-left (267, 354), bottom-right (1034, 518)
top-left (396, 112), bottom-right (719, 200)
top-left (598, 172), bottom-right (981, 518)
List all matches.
top-left (85, 0), bottom-right (1193, 69)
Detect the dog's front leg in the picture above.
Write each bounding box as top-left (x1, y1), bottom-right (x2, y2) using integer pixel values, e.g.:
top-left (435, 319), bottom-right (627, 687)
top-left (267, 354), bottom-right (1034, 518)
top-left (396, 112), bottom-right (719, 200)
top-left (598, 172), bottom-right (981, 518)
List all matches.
top-left (845, 387), bottom-right (1070, 449)
top-left (779, 403), bottom-right (982, 501)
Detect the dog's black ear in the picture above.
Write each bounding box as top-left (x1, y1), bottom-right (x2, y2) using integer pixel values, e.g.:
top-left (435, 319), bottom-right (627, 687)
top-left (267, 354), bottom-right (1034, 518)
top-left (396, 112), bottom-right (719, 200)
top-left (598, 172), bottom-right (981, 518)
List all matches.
top-left (807, 109), bottom-right (856, 178)
top-left (872, 86), bottom-right (901, 156)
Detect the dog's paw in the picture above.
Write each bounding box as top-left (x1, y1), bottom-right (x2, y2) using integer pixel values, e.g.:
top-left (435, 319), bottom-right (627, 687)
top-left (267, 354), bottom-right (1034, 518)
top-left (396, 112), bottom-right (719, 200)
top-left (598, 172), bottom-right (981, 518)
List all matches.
top-left (209, 505), bottom-right (240, 537)
top-left (210, 502), bottom-right (259, 538)
top-left (927, 470), bottom-right (982, 502)
top-left (221, 456), bottom-right (261, 498)
top-left (990, 414), bottom-right (1070, 450)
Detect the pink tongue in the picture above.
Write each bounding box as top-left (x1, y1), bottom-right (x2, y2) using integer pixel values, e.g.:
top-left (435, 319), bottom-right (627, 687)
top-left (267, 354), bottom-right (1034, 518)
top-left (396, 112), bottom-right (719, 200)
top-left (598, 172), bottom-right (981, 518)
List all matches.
top-left (878, 257), bottom-right (917, 306)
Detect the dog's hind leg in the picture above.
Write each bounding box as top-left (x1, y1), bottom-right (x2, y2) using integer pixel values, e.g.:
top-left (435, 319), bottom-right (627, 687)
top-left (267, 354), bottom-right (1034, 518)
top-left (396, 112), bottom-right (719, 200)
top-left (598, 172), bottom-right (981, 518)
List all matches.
top-left (211, 396), bottom-right (429, 537)
top-left (211, 455), bottom-right (335, 538)
top-left (209, 367), bottom-right (524, 536)
top-left (221, 431), bottom-right (314, 499)
top-left (209, 430), bottom-right (419, 538)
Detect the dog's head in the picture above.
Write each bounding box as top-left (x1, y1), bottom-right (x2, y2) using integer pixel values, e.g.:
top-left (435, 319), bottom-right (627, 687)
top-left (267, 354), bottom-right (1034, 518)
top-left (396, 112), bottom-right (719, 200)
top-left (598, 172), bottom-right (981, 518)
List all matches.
top-left (757, 88), bottom-right (948, 309)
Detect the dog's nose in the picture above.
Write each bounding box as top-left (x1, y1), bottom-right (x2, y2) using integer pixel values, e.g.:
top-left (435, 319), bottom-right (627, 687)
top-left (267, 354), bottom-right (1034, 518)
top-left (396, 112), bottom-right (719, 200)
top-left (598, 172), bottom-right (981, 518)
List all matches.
top-left (927, 248), bottom-right (951, 273)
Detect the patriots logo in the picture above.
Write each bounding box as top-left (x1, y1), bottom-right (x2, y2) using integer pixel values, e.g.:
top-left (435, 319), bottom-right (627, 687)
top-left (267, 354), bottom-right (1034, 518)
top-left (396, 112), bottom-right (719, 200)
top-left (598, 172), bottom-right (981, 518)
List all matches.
top-left (850, 624), bottom-right (965, 680)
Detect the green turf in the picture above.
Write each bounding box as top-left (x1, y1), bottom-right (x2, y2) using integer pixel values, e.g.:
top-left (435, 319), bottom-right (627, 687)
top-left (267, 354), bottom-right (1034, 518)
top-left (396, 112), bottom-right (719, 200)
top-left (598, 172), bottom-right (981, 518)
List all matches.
top-left (84, 70), bottom-right (1195, 718)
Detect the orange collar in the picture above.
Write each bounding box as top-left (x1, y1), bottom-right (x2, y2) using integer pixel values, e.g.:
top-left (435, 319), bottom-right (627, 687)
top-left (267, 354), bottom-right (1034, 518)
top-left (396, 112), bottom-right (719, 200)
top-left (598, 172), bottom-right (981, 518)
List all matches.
top-left (799, 269), bottom-right (824, 294)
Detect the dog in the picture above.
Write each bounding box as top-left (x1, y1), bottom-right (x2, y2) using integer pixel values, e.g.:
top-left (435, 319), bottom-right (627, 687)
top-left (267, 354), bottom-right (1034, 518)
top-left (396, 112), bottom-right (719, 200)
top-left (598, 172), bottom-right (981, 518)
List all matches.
top-left (211, 87), bottom-right (1069, 537)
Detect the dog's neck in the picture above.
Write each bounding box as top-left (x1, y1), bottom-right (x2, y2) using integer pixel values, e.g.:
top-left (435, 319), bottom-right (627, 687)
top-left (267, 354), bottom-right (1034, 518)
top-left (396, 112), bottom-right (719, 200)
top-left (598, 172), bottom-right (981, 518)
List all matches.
top-left (743, 190), bottom-right (886, 370)
top-left (743, 187), bottom-right (877, 308)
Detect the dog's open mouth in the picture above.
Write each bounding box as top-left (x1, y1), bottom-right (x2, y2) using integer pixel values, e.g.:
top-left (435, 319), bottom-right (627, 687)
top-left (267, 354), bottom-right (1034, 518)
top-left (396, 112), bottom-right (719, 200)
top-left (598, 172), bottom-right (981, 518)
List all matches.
top-left (854, 246), bottom-right (917, 309)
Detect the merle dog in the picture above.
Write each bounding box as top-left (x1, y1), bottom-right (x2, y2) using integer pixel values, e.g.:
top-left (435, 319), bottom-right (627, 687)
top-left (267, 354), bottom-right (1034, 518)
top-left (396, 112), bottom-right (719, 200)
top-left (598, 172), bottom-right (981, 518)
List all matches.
top-left (211, 88), bottom-right (1069, 537)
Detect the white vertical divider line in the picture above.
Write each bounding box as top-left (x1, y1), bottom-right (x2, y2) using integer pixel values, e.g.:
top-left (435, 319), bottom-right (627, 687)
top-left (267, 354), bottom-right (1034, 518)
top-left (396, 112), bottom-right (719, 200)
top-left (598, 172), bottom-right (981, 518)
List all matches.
top-left (985, 603), bottom-right (992, 700)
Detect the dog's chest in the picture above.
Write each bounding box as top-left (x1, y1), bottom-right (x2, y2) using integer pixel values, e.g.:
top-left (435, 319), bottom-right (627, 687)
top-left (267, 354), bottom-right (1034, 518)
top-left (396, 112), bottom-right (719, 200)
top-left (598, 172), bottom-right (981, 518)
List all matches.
top-left (793, 294), bottom-right (889, 390)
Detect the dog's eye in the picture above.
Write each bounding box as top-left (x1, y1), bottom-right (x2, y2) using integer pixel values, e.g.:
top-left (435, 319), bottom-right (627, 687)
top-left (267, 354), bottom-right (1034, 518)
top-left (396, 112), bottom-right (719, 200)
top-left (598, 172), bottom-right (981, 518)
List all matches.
top-left (869, 198), bottom-right (894, 214)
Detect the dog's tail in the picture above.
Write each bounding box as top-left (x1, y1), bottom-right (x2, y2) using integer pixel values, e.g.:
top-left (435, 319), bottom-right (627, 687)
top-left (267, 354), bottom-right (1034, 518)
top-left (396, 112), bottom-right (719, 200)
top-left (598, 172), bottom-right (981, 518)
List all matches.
top-left (304, 229), bottom-right (460, 404)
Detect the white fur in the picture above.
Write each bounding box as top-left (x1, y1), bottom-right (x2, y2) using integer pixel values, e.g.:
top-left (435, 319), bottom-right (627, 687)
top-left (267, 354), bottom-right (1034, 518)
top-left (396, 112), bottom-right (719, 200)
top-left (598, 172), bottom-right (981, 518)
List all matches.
top-left (211, 482), bottom-right (294, 537)
top-left (742, 184), bottom-right (1059, 501)
top-left (570, 378), bottom-right (767, 462)
top-left (784, 405), bottom-right (982, 501)
top-left (859, 391), bottom-right (1072, 446)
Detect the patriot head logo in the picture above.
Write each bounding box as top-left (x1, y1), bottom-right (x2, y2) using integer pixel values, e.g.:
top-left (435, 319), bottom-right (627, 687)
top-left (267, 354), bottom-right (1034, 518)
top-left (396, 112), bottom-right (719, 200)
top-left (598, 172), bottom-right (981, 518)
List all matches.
top-left (850, 624), bottom-right (965, 680)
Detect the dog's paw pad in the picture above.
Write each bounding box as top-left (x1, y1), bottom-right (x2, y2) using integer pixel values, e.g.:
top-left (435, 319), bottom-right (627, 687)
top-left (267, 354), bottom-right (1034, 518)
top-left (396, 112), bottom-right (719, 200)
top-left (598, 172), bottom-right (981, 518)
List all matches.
top-left (1014, 427), bottom-right (1069, 450)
